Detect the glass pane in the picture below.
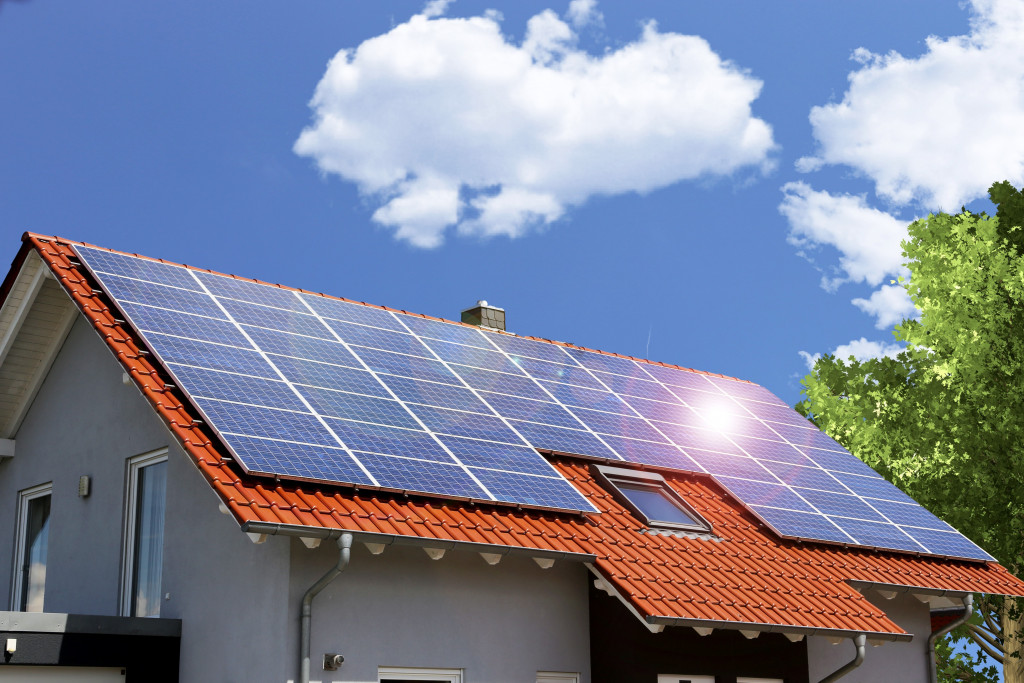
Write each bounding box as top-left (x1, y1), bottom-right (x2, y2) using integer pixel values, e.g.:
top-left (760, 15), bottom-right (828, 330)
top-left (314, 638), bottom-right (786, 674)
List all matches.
top-left (617, 482), bottom-right (699, 527)
top-left (20, 494), bottom-right (50, 612)
top-left (132, 461), bottom-right (167, 617)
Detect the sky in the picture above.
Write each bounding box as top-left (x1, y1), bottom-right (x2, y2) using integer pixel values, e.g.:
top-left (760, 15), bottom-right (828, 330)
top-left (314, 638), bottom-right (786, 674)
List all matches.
top-left (3, 0), bottom-right (1024, 414)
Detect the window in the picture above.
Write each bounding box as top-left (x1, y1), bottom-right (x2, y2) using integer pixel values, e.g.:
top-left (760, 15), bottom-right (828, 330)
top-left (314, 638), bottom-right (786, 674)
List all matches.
top-left (121, 450), bottom-right (168, 617)
top-left (595, 465), bottom-right (710, 532)
top-left (378, 667), bottom-right (462, 682)
top-left (537, 673), bottom-right (580, 683)
top-left (657, 677), bottom-right (714, 683)
top-left (12, 482), bottom-right (52, 611)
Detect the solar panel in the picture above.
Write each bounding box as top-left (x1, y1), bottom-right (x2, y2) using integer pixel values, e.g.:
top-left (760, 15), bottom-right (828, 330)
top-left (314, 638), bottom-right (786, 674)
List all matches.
top-left (74, 244), bottom-right (995, 560)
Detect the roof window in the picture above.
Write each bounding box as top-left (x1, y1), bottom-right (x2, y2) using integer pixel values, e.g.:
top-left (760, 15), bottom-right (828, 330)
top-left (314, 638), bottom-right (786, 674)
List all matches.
top-left (595, 465), bottom-right (710, 533)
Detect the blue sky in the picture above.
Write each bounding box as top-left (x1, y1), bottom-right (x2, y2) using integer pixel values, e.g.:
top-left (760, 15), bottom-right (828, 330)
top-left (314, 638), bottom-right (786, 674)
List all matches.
top-left (2, 0), bottom-right (1022, 411)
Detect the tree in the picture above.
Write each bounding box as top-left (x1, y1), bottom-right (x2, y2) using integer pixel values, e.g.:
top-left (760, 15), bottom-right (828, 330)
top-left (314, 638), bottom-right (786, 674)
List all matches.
top-left (798, 182), bottom-right (1024, 682)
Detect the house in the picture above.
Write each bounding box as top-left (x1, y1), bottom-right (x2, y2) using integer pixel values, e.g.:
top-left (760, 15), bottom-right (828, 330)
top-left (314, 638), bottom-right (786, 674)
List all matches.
top-left (1, 232), bottom-right (1022, 683)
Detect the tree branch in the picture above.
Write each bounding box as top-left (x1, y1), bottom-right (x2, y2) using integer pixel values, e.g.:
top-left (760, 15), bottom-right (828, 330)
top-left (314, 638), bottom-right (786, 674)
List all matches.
top-left (968, 624), bottom-right (1006, 663)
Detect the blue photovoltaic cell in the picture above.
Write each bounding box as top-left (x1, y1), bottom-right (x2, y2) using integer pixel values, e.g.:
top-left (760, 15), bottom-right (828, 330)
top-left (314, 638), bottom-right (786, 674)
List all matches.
top-left (399, 315), bottom-right (492, 347)
top-left (450, 364), bottom-right (549, 400)
top-left (487, 333), bottom-right (574, 364)
top-left (355, 452), bottom-right (490, 499)
top-left (512, 356), bottom-right (605, 390)
top-left (538, 381), bottom-right (633, 415)
top-left (198, 398), bottom-right (338, 446)
top-left (436, 435), bottom-right (555, 476)
top-left (640, 364), bottom-right (717, 391)
top-left (225, 434), bottom-right (373, 484)
top-left (167, 364), bottom-right (305, 411)
top-left (869, 499), bottom-right (953, 530)
top-left (325, 418), bottom-right (454, 462)
top-left (715, 477), bottom-right (817, 512)
top-left (758, 462), bottom-right (847, 493)
top-left (750, 507), bottom-right (854, 544)
top-left (509, 420), bottom-right (619, 460)
top-left (481, 392), bottom-right (581, 430)
top-left (385, 375), bottom-right (491, 414)
top-left (794, 488), bottom-right (887, 522)
top-left (410, 404), bottom-right (525, 444)
top-left (597, 435), bottom-right (698, 471)
top-left (301, 294), bottom-right (407, 332)
top-left (196, 271), bottom-right (309, 312)
top-left (324, 319), bottom-right (433, 359)
top-left (269, 355), bottom-right (389, 397)
top-left (470, 467), bottom-right (590, 509)
top-left (119, 302), bottom-right (248, 346)
top-left (147, 333), bottom-right (274, 378)
top-left (592, 371), bottom-right (678, 402)
top-left (654, 421), bottom-right (744, 456)
top-left (423, 338), bottom-right (523, 374)
top-left (298, 385), bottom-right (419, 429)
top-left (222, 299), bottom-right (332, 340)
top-left (832, 518), bottom-right (924, 553)
top-left (76, 246), bottom-right (998, 553)
top-left (905, 528), bottom-right (993, 561)
top-left (705, 375), bottom-right (787, 406)
top-left (102, 274), bottom-right (227, 319)
top-left (77, 246), bottom-right (203, 291)
top-left (243, 327), bottom-right (362, 369)
top-left (569, 406), bottom-right (667, 443)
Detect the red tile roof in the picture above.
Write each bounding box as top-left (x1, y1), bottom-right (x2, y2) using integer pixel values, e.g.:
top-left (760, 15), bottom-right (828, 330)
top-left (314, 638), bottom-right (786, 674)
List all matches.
top-left (18, 233), bottom-right (1024, 640)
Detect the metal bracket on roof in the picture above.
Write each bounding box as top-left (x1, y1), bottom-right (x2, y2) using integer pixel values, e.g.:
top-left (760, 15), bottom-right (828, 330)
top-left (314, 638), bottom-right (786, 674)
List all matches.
top-left (585, 563), bottom-right (664, 634)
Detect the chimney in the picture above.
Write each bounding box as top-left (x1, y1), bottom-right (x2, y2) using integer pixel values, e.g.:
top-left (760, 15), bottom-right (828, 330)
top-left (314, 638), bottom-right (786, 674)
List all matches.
top-left (461, 300), bottom-right (505, 331)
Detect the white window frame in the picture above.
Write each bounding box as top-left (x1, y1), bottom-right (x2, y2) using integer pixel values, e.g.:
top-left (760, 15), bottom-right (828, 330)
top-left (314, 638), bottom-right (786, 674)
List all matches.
top-left (595, 464), bottom-right (711, 533)
top-left (10, 482), bottom-right (52, 611)
top-left (119, 449), bottom-right (168, 617)
top-left (378, 667), bottom-right (463, 682)
top-left (657, 676), bottom-right (715, 683)
top-left (537, 672), bottom-right (580, 683)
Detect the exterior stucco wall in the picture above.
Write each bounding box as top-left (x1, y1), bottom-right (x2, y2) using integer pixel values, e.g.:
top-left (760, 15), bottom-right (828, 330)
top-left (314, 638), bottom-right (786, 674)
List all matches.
top-left (1, 315), bottom-right (593, 682)
top-left (291, 540), bottom-right (592, 683)
top-left (807, 589), bottom-right (933, 683)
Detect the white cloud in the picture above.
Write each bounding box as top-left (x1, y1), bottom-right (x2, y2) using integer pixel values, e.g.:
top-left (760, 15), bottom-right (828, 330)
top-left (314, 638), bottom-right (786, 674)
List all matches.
top-left (422, 0), bottom-right (453, 19)
top-left (852, 283), bottom-right (918, 329)
top-left (798, 337), bottom-right (903, 370)
top-left (779, 182), bottom-right (910, 290)
top-left (295, 6), bottom-right (775, 247)
top-left (567, 0), bottom-right (603, 28)
top-left (798, 0), bottom-right (1024, 210)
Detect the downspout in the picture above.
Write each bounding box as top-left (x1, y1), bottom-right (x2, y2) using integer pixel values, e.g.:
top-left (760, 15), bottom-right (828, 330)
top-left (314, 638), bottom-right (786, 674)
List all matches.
top-left (300, 532), bottom-right (353, 683)
top-left (927, 593), bottom-right (974, 683)
top-left (819, 634), bottom-right (867, 683)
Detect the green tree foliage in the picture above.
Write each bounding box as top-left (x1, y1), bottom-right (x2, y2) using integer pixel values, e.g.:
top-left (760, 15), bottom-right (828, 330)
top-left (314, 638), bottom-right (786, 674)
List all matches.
top-left (797, 182), bottom-right (1024, 682)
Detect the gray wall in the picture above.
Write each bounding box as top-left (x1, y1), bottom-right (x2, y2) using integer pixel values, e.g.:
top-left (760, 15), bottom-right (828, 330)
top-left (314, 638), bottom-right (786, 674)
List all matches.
top-left (806, 589), bottom-right (932, 683)
top-left (1, 315), bottom-right (593, 682)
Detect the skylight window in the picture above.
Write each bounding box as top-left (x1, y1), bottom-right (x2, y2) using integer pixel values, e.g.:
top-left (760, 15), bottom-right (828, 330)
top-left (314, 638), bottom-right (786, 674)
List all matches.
top-left (595, 465), bottom-right (710, 533)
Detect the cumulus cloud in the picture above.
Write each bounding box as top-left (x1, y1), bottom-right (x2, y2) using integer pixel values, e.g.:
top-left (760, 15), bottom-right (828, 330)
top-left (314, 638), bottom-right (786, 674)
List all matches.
top-left (797, 0), bottom-right (1024, 210)
top-left (295, 3), bottom-right (776, 247)
top-left (799, 337), bottom-right (904, 370)
top-left (851, 283), bottom-right (917, 329)
top-left (779, 182), bottom-right (910, 291)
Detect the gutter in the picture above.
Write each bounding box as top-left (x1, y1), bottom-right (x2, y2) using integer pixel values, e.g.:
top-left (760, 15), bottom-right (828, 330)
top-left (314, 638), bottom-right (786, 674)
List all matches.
top-left (242, 520), bottom-right (597, 564)
top-left (299, 532), bottom-right (352, 683)
top-left (819, 634), bottom-right (866, 683)
top-left (927, 593), bottom-right (973, 683)
top-left (648, 615), bottom-right (910, 643)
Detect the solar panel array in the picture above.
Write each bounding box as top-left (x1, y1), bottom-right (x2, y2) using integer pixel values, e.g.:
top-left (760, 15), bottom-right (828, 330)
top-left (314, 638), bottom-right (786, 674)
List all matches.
top-left (74, 245), bottom-right (994, 561)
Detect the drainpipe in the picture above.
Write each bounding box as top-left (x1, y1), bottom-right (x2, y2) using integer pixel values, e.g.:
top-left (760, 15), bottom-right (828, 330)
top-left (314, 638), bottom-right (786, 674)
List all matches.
top-left (927, 593), bottom-right (973, 683)
top-left (300, 532), bottom-right (353, 683)
top-left (819, 633), bottom-right (867, 683)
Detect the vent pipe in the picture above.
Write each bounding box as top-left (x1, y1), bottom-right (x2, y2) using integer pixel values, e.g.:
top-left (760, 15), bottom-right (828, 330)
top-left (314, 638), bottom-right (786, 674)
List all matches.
top-left (461, 300), bottom-right (505, 331)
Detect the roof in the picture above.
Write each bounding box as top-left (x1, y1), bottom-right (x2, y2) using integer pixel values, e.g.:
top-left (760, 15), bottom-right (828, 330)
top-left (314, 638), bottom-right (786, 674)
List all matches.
top-left (10, 232), bottom-right (1024, 641)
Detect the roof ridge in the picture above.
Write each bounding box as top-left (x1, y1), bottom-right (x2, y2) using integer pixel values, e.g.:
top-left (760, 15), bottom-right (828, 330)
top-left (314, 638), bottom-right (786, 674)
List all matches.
top-left (23, 232), bottom-right (753, 385)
